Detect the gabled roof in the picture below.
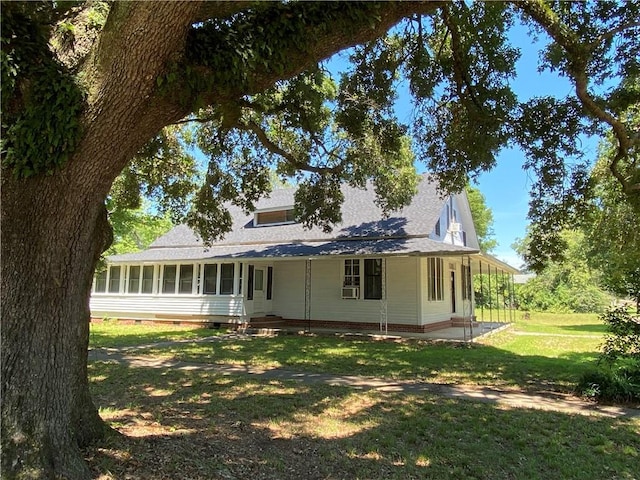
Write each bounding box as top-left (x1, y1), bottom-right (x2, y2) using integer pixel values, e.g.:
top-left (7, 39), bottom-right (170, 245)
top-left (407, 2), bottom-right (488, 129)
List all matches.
top-left (110, 174), bottom-right (480, 263)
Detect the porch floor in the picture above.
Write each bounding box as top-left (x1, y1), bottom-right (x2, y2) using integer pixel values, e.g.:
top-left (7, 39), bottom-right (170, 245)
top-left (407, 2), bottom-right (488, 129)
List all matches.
top-left (416, 321), bottom-right (511, 341)
top-left (291, 321), bottom-right (511, 342)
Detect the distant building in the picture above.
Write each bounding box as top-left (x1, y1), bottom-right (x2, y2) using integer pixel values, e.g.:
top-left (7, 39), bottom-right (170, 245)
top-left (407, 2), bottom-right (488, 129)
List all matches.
top-left (513, 273), bottom-right (536, 284)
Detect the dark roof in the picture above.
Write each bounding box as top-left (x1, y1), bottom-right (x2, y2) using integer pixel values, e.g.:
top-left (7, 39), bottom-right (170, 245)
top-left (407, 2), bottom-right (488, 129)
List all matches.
top-left (110, 236), bottom-right (477, 263)
top-left (110, 175), bottom-right (479, 263)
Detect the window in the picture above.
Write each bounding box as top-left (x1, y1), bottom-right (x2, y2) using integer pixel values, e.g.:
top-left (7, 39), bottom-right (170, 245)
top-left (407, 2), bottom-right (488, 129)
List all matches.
top-left (461, 263), bottom-right (472, 300)
top-left (343, 259), bottom-right (360, 287)
top-left (203, 264), bottom-right (218, 295)
top-left (94, 270), bottom-right (107, 293)
top-left (220, 263), bottom-right (235, 295)
top-left (108, 266), bottom-right (121, 293)
top-left (128, 266), bottom-right (141, 293)
top-left (141, 266), bottom-right (154, 294)
top-left (427, 257), bottom-right (444, 301)
top-left (162, 265), bottom-right (177, 294)
top-left (254, 269), bottom-right (264, 291)
top-left (178, 264), bottom-right (194, 294)
top-left (435, 219), bottom-right (441, 237)
top-left (266, 266), bottom-right (273, 300)
top-left (446, 205), bottom-right (450, 230)
top-left (247, 265), bottom-right (254, 300)
top-left (364, 259), bottom-right (382, 300)
top-left (255, 209), bottom-right (295, 226)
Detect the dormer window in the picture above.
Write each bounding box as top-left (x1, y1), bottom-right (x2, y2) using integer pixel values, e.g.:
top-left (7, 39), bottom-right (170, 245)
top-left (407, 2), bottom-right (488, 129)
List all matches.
top-left (254, 207), bottom-right (296, 227)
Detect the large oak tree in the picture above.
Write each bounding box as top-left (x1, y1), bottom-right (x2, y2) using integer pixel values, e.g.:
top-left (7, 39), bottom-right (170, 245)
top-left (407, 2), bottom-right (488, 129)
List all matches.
top-left (2, 1), bottom-right (638, 478)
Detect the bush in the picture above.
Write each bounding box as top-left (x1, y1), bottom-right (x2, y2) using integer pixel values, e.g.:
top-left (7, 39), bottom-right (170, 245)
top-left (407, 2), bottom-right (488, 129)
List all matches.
top-left (600, 307), bottom-right (640, 362)
top-left (577, 365), bottom-right (640, 403)
top-left (514, 278), bottom-right (610, 313)
top-left (577, 308), bottom-right (640, 403)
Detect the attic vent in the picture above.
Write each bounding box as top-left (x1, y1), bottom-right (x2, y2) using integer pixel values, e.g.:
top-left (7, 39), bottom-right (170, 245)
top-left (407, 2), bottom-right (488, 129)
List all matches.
top-left (254, 208), bottom-right (295, 226)
top-left (449, 222), bottom-right (462, 232)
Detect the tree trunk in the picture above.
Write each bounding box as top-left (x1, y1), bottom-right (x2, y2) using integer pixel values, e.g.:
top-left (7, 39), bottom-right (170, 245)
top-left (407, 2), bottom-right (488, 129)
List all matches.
top-left (2, 4), bottom-right (201, 477)
top-left (1, 174), bottom-right (111, 479)
top-left (1, 2), bottom-right (429, 477)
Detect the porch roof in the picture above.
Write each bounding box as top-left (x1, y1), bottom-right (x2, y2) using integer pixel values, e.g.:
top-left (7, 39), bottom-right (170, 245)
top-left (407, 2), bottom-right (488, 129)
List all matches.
top-left (108, 235), bottom-right (479, 264)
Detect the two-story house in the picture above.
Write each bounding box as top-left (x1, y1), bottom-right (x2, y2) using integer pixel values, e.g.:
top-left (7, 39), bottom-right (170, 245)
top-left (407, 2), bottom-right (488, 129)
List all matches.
top-left (90, 175), bottom-right (517, 333)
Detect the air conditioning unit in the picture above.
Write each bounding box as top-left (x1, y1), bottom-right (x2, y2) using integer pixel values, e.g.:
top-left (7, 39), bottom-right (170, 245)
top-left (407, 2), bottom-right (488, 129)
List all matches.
top-left (342, 287), bottom-right (359, 299)
top-left (449, 222), bottom-right (462, 232)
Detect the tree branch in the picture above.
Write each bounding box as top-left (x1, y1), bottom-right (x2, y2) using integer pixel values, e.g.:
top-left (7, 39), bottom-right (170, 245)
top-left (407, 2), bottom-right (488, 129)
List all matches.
top-left (441, 5), bottom-right (483, 112)
top-left (590, 20), bottom-right (640, 49)
top-left (183, 2), bottom-right (445, 104)
top-left (514, 0), bottom-right (639, 194)
top-left (242, 119), bottom-right (344, 175)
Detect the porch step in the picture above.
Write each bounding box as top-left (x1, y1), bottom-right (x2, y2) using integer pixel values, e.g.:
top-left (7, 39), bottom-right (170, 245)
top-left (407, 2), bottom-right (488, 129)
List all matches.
top-left (451, 317), bottom-right (479, 328)
top-left (248, 316), bottom-right (285, 327)
top-left (239, 316), bottom-right (285, 334)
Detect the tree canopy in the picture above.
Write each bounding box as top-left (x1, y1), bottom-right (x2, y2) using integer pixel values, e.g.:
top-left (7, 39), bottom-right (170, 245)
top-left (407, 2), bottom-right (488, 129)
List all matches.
top-left (582, 107), bottom-right (640, 310)
top-left (514, 230), bottom-right (612, 312)
top-left (1, 2), bottom-right (639, 478)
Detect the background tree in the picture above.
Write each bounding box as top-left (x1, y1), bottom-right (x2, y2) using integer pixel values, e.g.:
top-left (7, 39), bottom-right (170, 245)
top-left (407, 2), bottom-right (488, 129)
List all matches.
top-left (466, 185), bottom-right (498, 252)
top-left (104, 207), bottom-right (173, 258)
top-left (2, 2), bottom-right (638, 478)
top-left (513, 230), bottom-right (611, 313)
top-left (582, 106), bottom-right (640, 312)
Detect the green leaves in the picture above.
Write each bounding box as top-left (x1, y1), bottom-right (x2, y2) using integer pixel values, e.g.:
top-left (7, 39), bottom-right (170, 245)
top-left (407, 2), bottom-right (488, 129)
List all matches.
top-left (466, 186), bottom-right (497, 252)
top-left (1, 3), bottom-right (85, 178)
top-left (124, 1), bottom-right (639, 254)
top-left (407, 2), bottom-right (519, 193)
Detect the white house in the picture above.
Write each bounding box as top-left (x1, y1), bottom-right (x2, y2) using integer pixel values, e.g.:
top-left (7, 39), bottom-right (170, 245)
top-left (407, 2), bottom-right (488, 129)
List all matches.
top-left (90, 175), bottom-right (518, 333)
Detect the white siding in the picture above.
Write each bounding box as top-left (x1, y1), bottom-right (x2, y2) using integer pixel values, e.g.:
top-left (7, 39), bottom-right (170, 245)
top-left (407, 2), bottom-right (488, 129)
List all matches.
top-left (271, 260), bottom-right (307, 318)
top-left (90, 294), bottom-right (244, 319)
top-left (419, 257), bottom-right (474, 325)
top-left (272, 257), bottom-right (419, 326)
top-left (385, 257), bottom-right (420, 325)
top-left (429, 193), bottom-right (479, 249)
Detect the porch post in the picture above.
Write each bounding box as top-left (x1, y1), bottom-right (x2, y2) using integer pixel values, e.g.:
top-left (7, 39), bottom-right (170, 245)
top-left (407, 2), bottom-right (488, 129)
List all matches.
top-left (496, 267), bottom-right (502, 323)
top-left (501, 269), bottom-right (507, 323)
top-left (305, 259), bottom-right (311, 332)
top-left (463, 255), bottom-right (472, 342)
top-left (479, 260), bottom-right (484, 323)
top-left (488, 263), bottom-right (493, 323)
top-left (380, 257), bottom-right (388, 335)
top-left (510, 273), bottom-right (516, 323)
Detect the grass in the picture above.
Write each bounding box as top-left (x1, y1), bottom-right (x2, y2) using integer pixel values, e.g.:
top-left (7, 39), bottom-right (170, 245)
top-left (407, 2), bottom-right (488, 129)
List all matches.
top-left (89, 321), bottom-right (216, 348)
top-left (510, 311), bottom-right (608, 335)
top-left (86, 313), bottom-right (640, 479)
top-left (86, 362), bottom-right (640, 480)
top-left (100, 312), bottom-right (602, 393)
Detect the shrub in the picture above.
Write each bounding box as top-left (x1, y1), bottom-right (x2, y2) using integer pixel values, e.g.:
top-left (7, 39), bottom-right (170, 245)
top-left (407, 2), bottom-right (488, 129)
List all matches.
top-left (600, 307), bottom-right (640, 362)
top-left (577, 366), bottom-right (640, 403)
top-left (577, 308), bottom-right (640, 403)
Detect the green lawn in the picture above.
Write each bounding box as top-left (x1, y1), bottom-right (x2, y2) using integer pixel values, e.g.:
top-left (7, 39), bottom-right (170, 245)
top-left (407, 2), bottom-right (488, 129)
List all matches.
top-left (91, 312), bottom-right (604, 393)
top-left (87, 314), bottom-right (639, 479)
top-left (511, 311), bottom-right (607, 335)
top-left (87, 362), bottom-right (640, 480)
top-left (89, 321), bottom-right (216, 348)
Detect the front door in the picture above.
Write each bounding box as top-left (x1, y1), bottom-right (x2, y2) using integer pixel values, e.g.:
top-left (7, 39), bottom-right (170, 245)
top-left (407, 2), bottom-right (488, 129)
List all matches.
top-left (450, 271), bottom-right (456, 313)
top-left (252, 267), bottom-right (266, 314)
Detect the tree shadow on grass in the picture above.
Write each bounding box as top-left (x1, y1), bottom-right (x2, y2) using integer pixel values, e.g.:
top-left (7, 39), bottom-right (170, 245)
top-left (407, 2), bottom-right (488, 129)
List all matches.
top-left (86, 362), bottom-right (640, 480)
top-left (146, 335), bottom-right (601, 393)
top-left (561, 324), bottom-right (608, 334)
